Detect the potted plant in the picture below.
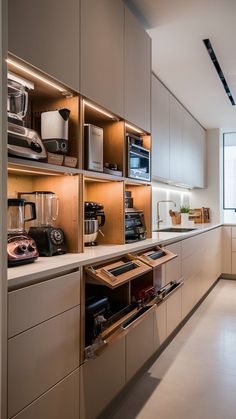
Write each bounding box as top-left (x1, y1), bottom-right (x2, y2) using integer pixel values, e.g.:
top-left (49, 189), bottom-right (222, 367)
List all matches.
top-left (180, 206), bottom-right (190, 226)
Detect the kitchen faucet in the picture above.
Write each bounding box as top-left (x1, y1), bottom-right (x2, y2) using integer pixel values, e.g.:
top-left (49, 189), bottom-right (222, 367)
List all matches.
top-left (156, 200), bottom-right (177, 230)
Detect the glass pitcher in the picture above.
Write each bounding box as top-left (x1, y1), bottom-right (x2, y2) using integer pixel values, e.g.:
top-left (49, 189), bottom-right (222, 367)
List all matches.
top-left (19, 191), bottom-right (59, 227)
top-left (7, 78), bottom-right (28, 123)
top-left (8, 198), bottom-right (36, 234)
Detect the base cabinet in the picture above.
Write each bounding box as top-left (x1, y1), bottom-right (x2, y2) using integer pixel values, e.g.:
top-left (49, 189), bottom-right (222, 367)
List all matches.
top-left (11, 369), bottom-right (80, 419)
top-left (80, 337), bottom-right (125, 419)
top-left (166, 287), bottom-right (182, 336)
top-left (125, 310), bottom-right (154, 382)
top-left (153, 302), bottom-right (167, 350)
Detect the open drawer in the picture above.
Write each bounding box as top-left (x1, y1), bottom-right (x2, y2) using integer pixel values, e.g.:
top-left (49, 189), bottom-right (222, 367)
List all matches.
top-left (137, 246), bottom-right (177, 268)
top-left (85, 256), bottom-right (152, 288)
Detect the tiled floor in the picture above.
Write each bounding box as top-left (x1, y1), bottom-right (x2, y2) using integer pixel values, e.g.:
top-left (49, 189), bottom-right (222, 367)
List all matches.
top-left (109, 280), bottom-right (236, 419)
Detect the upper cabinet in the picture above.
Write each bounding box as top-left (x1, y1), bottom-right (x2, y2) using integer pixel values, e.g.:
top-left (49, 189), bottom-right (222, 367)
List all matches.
top-left (8, 0), bottom-right (80, 91)
top-left (152, 75), bottom-right (170, 179)
top-left (124, 6), bottom-right (151, 132)
top-left (81, 0), bottom-right (124, 117)
top-left (152, 75), bottom-right (206, 188)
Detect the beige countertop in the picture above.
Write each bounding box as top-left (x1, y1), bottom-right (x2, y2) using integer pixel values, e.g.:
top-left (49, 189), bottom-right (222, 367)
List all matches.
top-left (7, 223), bottom-right (221, 290)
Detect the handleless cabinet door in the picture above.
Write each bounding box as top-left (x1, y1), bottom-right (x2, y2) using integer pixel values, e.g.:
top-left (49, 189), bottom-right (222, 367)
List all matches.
top-left (8, 0), bottom-right (80, 90)
top-left (8, 307), bottom-right (80, 418)
top-left (153, 302), bottom-right (167, 350)
top-left (81, 0), bottom-right (124, 117)
top-left (170, 96), bottom-right (183, 182)
top-left (124, 6), bottom-right (151, 132)
top-left (11, 369), bottom-right (80, 419)
top-left (152, 75), bottom-right (170, 180)
top-left (166, 287), bottom-right (182, 336)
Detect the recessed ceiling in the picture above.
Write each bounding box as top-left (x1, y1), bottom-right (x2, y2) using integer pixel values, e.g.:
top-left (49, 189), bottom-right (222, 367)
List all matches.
top-left (127, 0), bottom-right (236, 130)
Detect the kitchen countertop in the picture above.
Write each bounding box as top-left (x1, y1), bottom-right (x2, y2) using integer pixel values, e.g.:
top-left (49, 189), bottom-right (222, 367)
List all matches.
top-left (8, 223), bottom-right (221, 290)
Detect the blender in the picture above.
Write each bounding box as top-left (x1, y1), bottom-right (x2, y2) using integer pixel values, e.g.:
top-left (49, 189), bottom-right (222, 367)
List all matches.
top-left (19, 191), bottom-right (67, 256)
top-left (7, 198), bottom-right (39, 266)
top-left (7, 71), bottom-right (47, 160)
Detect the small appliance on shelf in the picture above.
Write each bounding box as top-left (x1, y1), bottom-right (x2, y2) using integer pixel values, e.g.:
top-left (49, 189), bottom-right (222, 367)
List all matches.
top-left (84, 124), bottom-right (103, 172)
top-left (84, 201), bottom-right (105, 246)
top-left (41, 108), bottom-right (70, 154)
top-left (7, 71), bottom-right (47, 160)
top-left (19, 191), bottom-right (67, 256)
top-left (7, 198), bottom-right (39, 267)
top-left (127, 133), bottom-right (151, 181)
top-left (124, 191), bottom-right (146, 243)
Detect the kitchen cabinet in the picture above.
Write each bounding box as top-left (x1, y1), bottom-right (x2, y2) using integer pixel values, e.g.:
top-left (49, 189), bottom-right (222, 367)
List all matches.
top-left (81, 0), bottom-right (124, 117)
top-left (8, 0), bottom-right (80, 90)
top-left (165, 242), bottom-right (182, 284)
top-left (153, 302), bottom-right (167, 349)
top-left (8, 306), bottom-right (80, 418)
top-left (11, 369), bottom-right (80, 419)
top-left (124, 6), bottom-right (151, 132)
top-left (152, 75), bottom-right (170, 179)
top-left (166, 287), bottom-right (182, 336)
top-left (80, 337), bottom-right (125, 419)
top-left (151, 76), bottom-right (206, 187)
top-left (125, 309), bottom-right (154, 381)
top-left (222, 226), bottom-right (232, 274)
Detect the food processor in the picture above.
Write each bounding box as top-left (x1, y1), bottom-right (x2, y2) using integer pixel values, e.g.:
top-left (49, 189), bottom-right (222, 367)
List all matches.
top-left (7, 71), bottom-right (47, 160)
top-left (7, 198), bottom-right (39, 266)
top-left (19, 191), bottom-right (66, 256)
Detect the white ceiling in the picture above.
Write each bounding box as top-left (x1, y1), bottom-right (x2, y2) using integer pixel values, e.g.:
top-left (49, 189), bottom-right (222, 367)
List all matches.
top-left (129, 0), bottom-right (236, 130)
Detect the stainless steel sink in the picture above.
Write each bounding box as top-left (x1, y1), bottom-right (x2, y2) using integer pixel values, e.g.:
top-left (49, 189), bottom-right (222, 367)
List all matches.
top-left (153, 227), bottom-right (197, 233)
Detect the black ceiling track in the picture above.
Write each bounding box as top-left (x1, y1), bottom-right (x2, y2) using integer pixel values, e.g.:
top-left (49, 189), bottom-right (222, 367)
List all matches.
top-left (203, 38), bottom-right (235, 106)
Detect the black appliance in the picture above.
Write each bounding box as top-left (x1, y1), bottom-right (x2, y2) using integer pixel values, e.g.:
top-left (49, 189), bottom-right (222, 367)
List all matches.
top-left (125, 209), bottom-right (146, 243)
top-left (127, 134), bottom-right (151, 181)
top-left (7, 198), bottom-right (39, 266)
top-left (19, 191), bottom-right (66, 256)
top-left (85, 296), bottom-right (111, 346)
top-left (84, 201), bottom-right (106, 246)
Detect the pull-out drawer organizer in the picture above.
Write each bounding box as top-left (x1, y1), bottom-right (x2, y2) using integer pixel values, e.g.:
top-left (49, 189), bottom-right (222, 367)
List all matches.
top-left (84, 246), bottom-right (181, 359)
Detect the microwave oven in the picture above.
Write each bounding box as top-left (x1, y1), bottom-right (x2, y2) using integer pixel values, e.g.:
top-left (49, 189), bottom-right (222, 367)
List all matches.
top-left (127, 134), bottom-right (151, 181)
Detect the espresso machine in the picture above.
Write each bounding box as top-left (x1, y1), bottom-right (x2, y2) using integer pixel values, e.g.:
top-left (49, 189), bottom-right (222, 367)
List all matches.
top-left (84, 202), bottom-right (105, 246)
top-left (7, 198), bottom-right (39, 266)
top-left (7, 71), bottom-right (47, 160)
top-left (19, 191), bottom-right (67, 256)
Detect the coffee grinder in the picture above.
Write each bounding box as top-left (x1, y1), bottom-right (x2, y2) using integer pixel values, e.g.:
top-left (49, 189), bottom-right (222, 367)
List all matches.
top-left (19, 191), bottom-right (67, 256)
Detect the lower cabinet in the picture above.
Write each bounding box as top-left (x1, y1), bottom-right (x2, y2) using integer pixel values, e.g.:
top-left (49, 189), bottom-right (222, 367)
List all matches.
top-left (166, 287), bottom-right (182, 336)
top-left (125, 309), bottom-right (155, 382)
top-left (80, 337), bottom-right (126, 419)
top-left (153, 301), bottom-right (167, 350)
top-left (11, 369), bottom-right (80, 419)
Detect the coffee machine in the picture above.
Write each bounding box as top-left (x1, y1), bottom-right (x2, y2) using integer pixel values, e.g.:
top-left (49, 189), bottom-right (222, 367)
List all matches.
top-left (41, 108), bottom-right (71, 154)
top-left (84, 202), bottom-right (105, 246)
top-left (7, 72), bottom-right (47, 160)
top-left (19, 191), bottom-right (67, 256)
top-left (7, 198), bottom-right (39, 266)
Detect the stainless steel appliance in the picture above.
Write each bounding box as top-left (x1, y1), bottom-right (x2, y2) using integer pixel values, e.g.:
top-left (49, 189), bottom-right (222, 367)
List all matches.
top-left (7, 198), bottom-right (39, 266)
top-left (19, 191), bottom-right (66, 256)
top-left (84, 124), bottom-right (103, 172)
top-left (125, 209), bottom-right (146, 243)
top-left (84, 201), bottom-right (105, 246)
top-left (127, 134), bottom-right (150, 181)
top-left (41, 108), bottom-right (70, 154)
top-left (7, 72), bottom-right (47, 160)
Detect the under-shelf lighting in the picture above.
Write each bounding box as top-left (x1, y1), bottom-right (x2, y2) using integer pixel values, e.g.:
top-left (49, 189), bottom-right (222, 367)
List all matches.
top-left (83, 100), bottom-right (117, 120)
top-left (8, 167), bottom-right (59, 176)
top-left (125, 123), bottom-right (143, 134)
top-left (6, 58), bottom-right (69, 93)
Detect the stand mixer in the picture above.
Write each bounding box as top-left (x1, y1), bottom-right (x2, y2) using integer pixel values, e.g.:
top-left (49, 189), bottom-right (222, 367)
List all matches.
top-left (7, 198), bottom-right (39, 267)
top-left (19, 191), bottom-right (67, 256)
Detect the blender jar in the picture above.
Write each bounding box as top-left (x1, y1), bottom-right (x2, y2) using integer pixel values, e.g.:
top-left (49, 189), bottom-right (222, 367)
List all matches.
top-left (7, 79), bottom-right (28, 123)
top-left (19, 191), bottom-right (59, 227)
top-left (8, 198), bottom-right (36, 234)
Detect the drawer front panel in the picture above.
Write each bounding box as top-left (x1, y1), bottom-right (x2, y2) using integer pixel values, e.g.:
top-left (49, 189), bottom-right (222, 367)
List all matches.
top-left (166, 287), bottom-right (182, 336)
top-left (231, 227), bottom-right (236, 238)
top-left (165, 242), bottom-right (181, 284)
top-left (8, 306), bottom-right (80, 418)
top-left (153, 301), bottom-right (167, 349)
top-left (11, 369), bottom-right (80, 419)
top-left (8, 270), bottom-right (80, 338)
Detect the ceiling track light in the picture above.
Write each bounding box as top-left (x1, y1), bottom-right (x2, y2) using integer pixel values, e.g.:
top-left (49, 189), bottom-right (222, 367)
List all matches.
top-left (203, 38), bottom-right (235, 106)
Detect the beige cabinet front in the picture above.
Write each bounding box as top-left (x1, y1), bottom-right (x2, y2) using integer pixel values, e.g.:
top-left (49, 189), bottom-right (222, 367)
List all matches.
top-left (126, 310), bottom-right (154, 382)
top-left (11, 369), bottom-right (80, 419)
top-left (8, 306), bottom-right (80, 418)
top-left (153, 302), bottom-right (167, 350)
top-left (8, 0), bottom-right (80, 90)
top-left (166, 287), bottom-right (182, 336)
top-left (81, 0), bottom-right (124, 117)
top-left (80, 336), bottom-right (125, 419)
top-left (165, 242), bottom-right (182, 284)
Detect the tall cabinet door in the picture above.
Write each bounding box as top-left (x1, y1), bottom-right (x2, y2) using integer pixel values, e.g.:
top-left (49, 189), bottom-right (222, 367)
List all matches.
top-left (152, 75), bottom-right (170, 180)
top-left (182, 109), bottom-right (194, 186)
top-left (124, 6), bottom-right (151, 132)
top-left (170, 96), bottom-right (183, 183)
top-left (81, 0), bottom-right (124, 117)
top-left (8, 0), bottom-right (80, 90)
